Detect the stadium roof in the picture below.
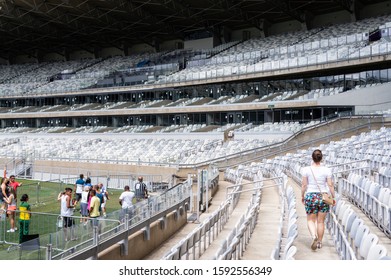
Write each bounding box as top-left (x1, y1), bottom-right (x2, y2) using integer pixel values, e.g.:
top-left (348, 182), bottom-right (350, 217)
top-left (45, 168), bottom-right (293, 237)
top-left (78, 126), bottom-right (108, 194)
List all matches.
top-left (0, 0), bottom-right (386, 57)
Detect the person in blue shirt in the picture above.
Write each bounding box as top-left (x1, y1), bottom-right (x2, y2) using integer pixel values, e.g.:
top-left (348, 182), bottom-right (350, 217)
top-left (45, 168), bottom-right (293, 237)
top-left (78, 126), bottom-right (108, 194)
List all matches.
top-left (74, 174), bottom-right (85, 202)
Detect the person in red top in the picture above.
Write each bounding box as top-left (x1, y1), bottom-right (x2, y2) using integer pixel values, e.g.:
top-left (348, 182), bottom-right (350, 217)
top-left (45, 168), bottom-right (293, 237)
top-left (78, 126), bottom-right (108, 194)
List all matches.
top-left (9, 175), bottom-right (22, 194)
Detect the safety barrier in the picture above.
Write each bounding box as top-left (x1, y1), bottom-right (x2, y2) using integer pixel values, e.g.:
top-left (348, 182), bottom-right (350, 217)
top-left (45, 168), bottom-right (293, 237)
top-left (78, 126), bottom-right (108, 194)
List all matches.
top-left (161, 169), bottom-right (246, 260)
top-left (0, 180), bottom-right (192, 260)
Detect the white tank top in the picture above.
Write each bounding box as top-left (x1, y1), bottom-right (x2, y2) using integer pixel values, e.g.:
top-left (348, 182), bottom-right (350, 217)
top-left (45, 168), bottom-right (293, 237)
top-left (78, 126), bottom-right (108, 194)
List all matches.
top-left (61, 195), bottom-right (73, 217)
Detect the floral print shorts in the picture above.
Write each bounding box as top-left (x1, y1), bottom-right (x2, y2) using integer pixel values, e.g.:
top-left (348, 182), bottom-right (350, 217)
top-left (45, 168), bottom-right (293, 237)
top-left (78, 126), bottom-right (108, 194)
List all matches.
top-left (304, 192), bottom-right (330, 214)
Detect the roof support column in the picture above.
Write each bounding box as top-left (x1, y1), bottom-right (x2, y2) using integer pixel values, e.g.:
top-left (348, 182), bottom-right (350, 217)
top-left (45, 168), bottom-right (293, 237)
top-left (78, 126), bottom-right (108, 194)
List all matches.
top-left (259, 19), bottom-right (271, 38)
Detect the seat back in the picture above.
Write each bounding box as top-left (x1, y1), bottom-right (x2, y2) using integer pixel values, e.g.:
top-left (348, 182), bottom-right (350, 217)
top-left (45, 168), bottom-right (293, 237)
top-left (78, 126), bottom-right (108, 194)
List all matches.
top-left (367, 244), bottom-right (388, 260)
top-left (349, 218), bottom-right (363, 241)
top-left (353, 224), bottom-right (369, 250)
top-left (359, 233), bottom-right (379, 259)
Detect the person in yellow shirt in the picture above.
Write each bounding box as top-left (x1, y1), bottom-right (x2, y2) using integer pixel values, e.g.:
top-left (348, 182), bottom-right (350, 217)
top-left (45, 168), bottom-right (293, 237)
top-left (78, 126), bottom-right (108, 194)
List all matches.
top-left (19, 194), bottom-right (31, 243)
top-left (89, 189), bottom-right (101, 229)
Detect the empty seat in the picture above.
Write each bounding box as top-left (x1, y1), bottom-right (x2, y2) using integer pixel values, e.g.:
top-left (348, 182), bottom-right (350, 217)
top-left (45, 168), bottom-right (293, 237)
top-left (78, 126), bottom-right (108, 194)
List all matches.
top-left (367, 244), bottom-right (388, 260)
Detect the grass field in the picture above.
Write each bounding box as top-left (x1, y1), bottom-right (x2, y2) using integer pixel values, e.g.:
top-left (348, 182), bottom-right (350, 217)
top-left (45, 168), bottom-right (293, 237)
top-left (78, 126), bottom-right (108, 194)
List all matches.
top-left (0, 178), bottom-right (125, 259)
top-left (13, 179), bottom-right (124, 213)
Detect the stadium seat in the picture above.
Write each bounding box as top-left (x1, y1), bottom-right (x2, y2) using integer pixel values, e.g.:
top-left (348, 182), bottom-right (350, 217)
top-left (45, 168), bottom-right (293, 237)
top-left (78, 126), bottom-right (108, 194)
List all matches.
top-left (353, 224), bottom-right (370, 254)
top-left (359, 233), bottom-right (379, 260)
top-left (366, 244), bottom-right (388, 260)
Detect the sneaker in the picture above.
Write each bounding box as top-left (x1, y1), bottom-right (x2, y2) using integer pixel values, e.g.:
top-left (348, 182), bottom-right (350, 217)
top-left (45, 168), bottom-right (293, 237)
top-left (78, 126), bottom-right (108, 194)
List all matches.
top-left (6, 229), bottom-right (15, 233)
top-left (311, 236), bottom-right (318, 250)
top-left (317, 241), bottom-right (322, 249)
top-left (14, 227), bottom-right (17, 231)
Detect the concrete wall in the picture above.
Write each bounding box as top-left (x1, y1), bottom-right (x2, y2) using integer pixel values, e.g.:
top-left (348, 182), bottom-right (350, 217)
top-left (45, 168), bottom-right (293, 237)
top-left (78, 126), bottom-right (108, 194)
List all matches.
top-left (42, 52), bottom-right (65, 62)
top-left (184, 37), bottom-right (213, 50)
top-left (312, 10), bottom-right (353, 28)
top-left (13, 55), bottom-right (38, 64)
top-left (269, 20), bottom-right (304, 36)
top-left (98, 208), bottom-right (187, 260)
top-left (33, 160), bottom-right (177, 181)
top-left (231, 28), bottom-right (262, 41)
top-left (128, 43), bottom-right (156, 54)
top-left (100, 47), bottom-right (125, 58)
top-left (318, 83), bottom-right (391, 114)
top-left (360, 0), bottom-right (391, 18)
top-left (160, 40), bottom-right (184, 52)
top-left (0, 57), bottom-right (7, 65)
top-left (69, 50), bottom-right (95, 60)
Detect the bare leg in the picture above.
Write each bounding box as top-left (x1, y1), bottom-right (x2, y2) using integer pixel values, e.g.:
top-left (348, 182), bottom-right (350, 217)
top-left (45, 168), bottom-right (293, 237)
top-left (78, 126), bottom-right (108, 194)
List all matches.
top-left (10, 213), bottom-right (15, 229)
top-left (317, 212), bottom-right (327, 243)
top-left (307, 213), bottom-right (318, 250)
top-left (63, 227), bottom-right (68, 241)
top-left (71, 225), bottom-right (75, 240)
top-left (307, 213), bottom-right (318, 238)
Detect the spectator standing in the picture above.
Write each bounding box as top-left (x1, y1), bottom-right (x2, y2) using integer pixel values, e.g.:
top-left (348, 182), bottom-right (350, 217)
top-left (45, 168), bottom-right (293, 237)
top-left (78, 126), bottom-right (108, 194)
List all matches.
top-left (9, 175), bottom-right (22, 196)
top-left (74, 174), bottom-right (85, 202)
top-left (134, 176), bottom-right (148, 202)
top-left (19, 194), bottom-right (31, 243)
top-left (93, 184), bottom-right (104, 216)
top-left (98, 182), bottom-right (109, 217)
top-left (89, 189), bottom-right (101, 228)
top-left (119, 185), bottom-right (135, 223)
top-left (0, 178), bottom-right (10, 218)
top-left (80, 186), bottom-right (90, 225)
top-left (4, 186), bottom-right (17, 232)
top-left (59, 187), bottom-right (77, 241)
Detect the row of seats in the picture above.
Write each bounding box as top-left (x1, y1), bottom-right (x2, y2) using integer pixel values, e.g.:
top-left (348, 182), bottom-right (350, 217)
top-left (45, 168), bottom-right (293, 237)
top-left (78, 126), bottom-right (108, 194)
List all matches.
top-left (0, 121), bottom-right (311, 166)
top-left (259, 167), bottom-right (298, 260)
top-left (161, 173), bottom-right (244, 260)
top-left (330, 198), bottom-right (389, 259)
top-left (216, 189), bottom-right (262, 260)
top-left (1, 16), bottom-right (390, 97)
top-left (270, 183), bottom-right (298, 260)
top-left (214, 169), bottom-right (263, 260)
top-left (340, 173), bottom-right (391, 237)
top-left (226, 163), bottom-right (298, 260)
top-left (159, 20), bottom-right (391, 84)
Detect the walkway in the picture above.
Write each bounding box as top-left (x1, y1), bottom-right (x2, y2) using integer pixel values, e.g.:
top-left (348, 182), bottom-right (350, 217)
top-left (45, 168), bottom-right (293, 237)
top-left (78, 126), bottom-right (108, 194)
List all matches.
top-left (287, 178), bottom-right (339, 260)
top-left (143, 180), bottom-right (235, 260)
top-left (145, 173), bottom-right (391, 260)
top-left (241, 179), bottom-right (282, 259)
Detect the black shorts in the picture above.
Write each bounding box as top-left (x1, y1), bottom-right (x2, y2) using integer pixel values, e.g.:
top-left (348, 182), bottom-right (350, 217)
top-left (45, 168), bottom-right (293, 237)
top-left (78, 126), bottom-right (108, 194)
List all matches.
top-left (63, 217), bottom-right (75, 228)
top-left (75, 193), bottom-right (82, 202)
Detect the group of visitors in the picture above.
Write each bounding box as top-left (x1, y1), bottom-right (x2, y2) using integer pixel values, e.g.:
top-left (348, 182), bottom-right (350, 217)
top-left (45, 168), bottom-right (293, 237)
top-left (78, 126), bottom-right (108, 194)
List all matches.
top-left (0, 171), bottom-right (150, 244)
top-left (57, 174), bottom-right (149, 241)
top-left (0, 172), bottom-right (31, 244)
top-left (57, 174), bottom-right (110, 241)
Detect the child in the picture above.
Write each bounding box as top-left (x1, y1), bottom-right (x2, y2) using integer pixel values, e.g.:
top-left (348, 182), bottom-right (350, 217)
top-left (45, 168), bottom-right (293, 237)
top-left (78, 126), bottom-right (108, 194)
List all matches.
top-left (4, 186), bottom-right (17, 232)
top-left (19, 194), bottom-right (31, 243)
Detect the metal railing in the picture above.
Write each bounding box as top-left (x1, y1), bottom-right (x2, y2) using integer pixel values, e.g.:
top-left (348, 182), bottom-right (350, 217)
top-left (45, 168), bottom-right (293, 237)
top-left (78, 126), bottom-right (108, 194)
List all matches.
top-left (0, 179), bottom-right (192, 260)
